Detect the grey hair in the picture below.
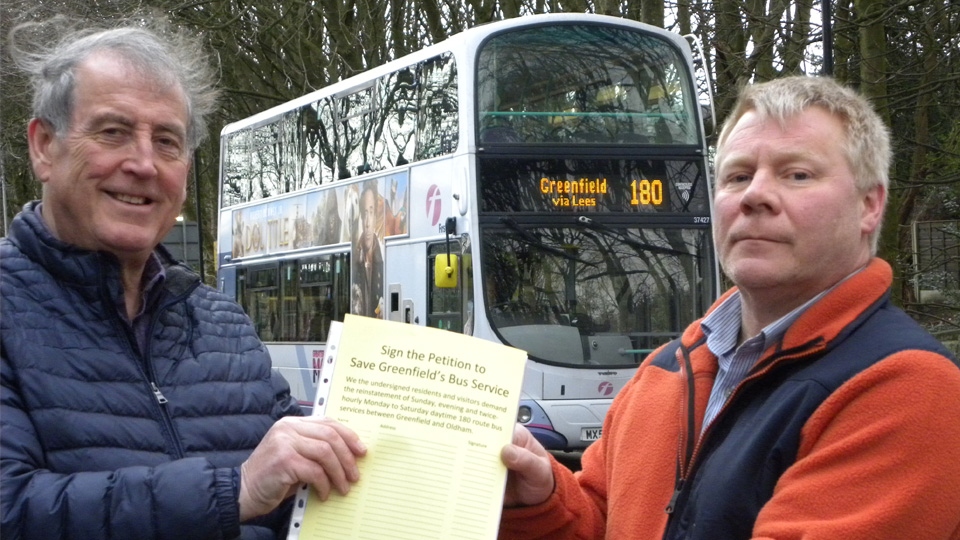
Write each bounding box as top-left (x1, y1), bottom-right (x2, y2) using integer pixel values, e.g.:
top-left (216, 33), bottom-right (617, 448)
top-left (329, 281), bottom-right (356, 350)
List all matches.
top-left (8, 16), bottom-right (220, 151)
top-left (715, 76), bottom-right (891, 253)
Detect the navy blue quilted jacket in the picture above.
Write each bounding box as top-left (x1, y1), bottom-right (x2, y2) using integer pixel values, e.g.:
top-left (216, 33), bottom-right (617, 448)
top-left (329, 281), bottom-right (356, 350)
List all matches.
top-left (1, 202), bottom-right (301, 540)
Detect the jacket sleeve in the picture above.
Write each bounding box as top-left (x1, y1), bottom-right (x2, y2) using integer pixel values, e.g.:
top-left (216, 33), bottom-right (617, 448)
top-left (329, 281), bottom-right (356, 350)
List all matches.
top-left (0, 350), bottom-right (243, 540)
top-left (752, 351), bottom-right (960, 540)
top-left (497, 456), bottom-right (607, 539)
top-left (496, 340), bottom-right (687, 540)
top-left (498, 372), bottom-right (650, 539)
top-left (271, 367), bottom-right (303, 419)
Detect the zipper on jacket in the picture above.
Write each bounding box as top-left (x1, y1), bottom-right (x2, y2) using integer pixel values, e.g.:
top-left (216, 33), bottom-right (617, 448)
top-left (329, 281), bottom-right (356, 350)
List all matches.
top-left (666, 342), bottom-right (698, 515)
top-left (665, 339), bottom-right (825, 520)
top-left (102, 257), bottom-right (198, 459)
top-left (151, 382), bottom-right (169, 405)
top-left (142, 295), bottom-right (190, 459)
top-left (665, 479), bottom-right (684, 514)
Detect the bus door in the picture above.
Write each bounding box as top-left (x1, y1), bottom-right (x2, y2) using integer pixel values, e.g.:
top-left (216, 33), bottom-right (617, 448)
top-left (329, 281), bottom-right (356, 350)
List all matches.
top-left (384, 242), bottom-right (427, 325)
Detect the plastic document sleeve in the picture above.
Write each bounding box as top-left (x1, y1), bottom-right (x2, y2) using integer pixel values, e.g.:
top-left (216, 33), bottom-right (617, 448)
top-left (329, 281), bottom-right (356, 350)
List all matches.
top-left (287, 320), bottom-right (342, 538)
top-left (286, 314), bottom-right (526, 540)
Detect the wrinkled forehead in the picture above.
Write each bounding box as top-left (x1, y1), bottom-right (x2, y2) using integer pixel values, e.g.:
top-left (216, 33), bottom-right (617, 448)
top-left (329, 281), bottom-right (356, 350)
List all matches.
top-left (70, 50), bottom-right (188, 122)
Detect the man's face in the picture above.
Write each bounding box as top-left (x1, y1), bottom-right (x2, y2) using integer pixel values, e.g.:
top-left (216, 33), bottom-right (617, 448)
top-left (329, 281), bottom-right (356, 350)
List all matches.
top-left (712, 106), bottom-right (884, 303)
top-left (28, 51), bottom-right (190, 263)
top-left (360, 188), bottom-right (377, 247)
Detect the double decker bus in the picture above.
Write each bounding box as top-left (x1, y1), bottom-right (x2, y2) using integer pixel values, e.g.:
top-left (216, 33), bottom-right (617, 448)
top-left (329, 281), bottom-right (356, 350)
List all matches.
top-left (217, 13), bottom-right (718, 450)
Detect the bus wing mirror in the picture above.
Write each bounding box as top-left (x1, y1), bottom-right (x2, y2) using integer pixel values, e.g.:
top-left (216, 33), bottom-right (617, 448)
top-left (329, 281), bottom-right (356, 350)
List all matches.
top-left (434, 253), bottom-right (459, 289)
top-left (700, 103), bottom-right (715, 137)
top-left (684, 33), bottom-right (717, 137)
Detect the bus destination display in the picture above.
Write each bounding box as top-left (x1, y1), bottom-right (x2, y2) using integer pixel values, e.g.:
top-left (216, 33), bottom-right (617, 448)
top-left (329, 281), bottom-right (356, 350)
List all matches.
top-left (539, 176), bottom-right (667, 209)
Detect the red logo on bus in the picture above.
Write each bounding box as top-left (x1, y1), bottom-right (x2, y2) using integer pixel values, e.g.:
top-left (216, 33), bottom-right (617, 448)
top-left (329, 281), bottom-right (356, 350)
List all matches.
top-left (598, 381), bottom-right (613, 396)
top-left (426, 184), bottom-right (442, 226)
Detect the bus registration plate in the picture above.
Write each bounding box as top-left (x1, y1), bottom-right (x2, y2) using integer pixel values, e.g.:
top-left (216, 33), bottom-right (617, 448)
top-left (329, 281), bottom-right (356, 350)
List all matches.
top-left (581, 427), bottom-right (602, 442)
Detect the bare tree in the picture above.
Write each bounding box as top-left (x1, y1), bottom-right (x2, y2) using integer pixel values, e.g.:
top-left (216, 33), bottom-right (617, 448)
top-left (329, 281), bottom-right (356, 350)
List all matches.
top-left (3, 0), bottom-right (960, 337)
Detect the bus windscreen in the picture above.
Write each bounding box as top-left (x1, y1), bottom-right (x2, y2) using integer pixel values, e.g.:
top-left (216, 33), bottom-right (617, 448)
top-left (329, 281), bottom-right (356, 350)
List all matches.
top-left (477, 24), bottom-right (699, 146)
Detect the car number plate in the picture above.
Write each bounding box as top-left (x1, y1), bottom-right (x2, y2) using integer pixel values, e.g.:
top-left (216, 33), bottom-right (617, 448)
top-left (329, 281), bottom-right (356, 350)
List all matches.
top-left (581, 427), bottom-right (602, 441)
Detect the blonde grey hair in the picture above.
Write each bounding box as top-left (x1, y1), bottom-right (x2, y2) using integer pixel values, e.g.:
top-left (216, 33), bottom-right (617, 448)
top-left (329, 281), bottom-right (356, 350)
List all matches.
top-left (8, 16), bottom-right (220, 151)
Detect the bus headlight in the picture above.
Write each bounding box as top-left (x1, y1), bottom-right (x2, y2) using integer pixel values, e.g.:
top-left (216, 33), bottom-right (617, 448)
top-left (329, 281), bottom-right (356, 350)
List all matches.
top-left (517, 405), bottom-right (533, 424)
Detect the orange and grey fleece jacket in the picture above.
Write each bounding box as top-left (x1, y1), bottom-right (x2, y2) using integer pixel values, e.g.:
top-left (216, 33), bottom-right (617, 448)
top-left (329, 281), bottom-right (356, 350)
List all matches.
top-left (499, 258), bottom-right (960, 540)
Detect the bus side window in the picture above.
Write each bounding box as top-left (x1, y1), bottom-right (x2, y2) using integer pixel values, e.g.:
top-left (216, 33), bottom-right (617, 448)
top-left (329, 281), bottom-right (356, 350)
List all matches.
top-left (296, 254), bottom-right (350, 341)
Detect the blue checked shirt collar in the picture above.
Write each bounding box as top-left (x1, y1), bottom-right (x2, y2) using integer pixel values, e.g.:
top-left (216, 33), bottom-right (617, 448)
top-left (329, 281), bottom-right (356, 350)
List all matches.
top-left (699, 287), bottom-right (831, 433)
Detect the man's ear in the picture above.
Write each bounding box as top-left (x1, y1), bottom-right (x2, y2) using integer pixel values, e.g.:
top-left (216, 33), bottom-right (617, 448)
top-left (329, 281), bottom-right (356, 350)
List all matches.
top-left (27, 118), bottom-right (57, 184)
top-left (861, 183), bottom-right (886, 236)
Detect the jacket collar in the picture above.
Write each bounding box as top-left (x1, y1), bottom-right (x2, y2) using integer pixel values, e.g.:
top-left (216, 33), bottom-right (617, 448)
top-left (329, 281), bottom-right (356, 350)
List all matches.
top-left (683, 258), bottom-right (892, 364)
top-left (9, 201), bottom-right (198, 300)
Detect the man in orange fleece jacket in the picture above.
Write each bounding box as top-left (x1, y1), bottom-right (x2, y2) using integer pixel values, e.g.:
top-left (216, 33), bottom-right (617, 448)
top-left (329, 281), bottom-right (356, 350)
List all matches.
top-left (498, 76), bottom-right (960, 539)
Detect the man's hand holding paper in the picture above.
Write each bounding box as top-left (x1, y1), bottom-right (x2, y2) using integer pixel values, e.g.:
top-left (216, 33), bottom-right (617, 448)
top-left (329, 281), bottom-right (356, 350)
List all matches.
top-left (240, 416), bottom-right (367, 521)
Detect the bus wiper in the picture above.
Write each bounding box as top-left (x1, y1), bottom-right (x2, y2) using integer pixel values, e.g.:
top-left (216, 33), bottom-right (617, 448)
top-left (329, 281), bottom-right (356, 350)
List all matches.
top-left (500, 217), bottom-right (597, 266)
top-left (576, 215), bottom-right (689, 257)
